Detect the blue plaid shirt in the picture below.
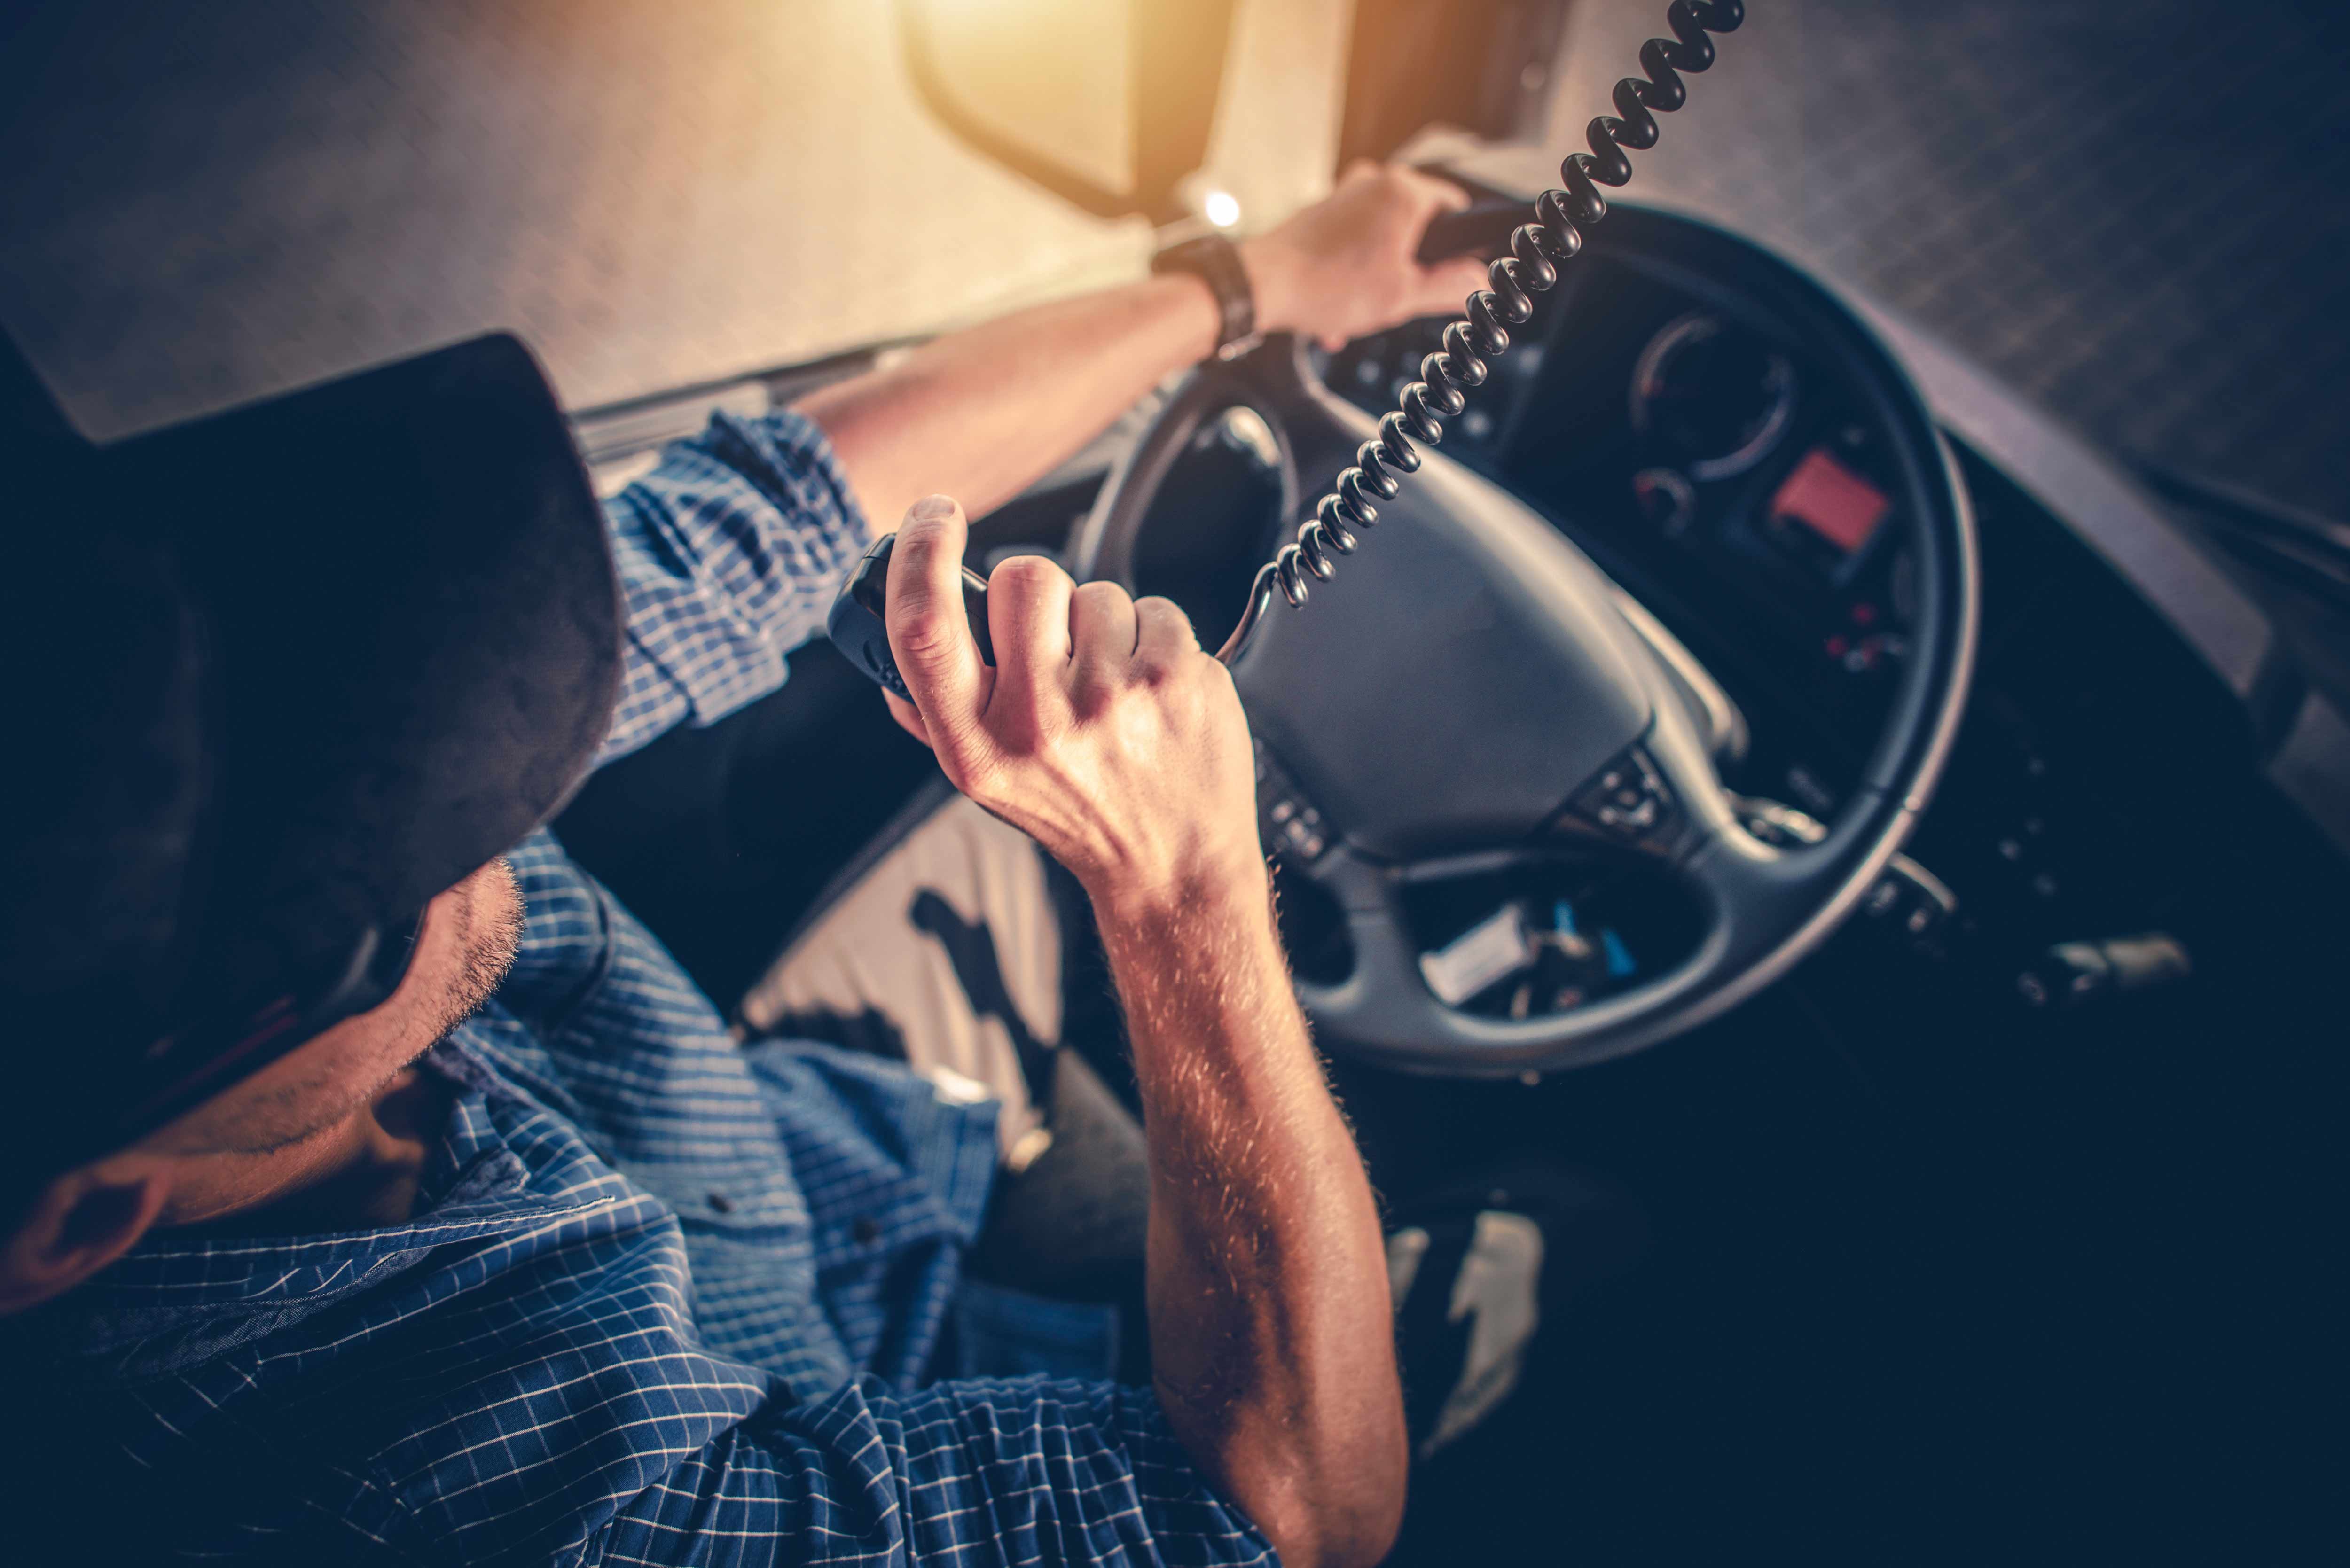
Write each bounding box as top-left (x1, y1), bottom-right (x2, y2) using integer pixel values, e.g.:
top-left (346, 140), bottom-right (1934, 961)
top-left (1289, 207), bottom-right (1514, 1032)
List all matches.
top-left (16, 410), bottom-right (1273, 1566)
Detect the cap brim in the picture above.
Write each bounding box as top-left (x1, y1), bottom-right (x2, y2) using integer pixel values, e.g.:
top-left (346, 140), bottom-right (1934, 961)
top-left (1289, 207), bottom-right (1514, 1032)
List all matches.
top-left (107, 334), bottom-right (620, 995)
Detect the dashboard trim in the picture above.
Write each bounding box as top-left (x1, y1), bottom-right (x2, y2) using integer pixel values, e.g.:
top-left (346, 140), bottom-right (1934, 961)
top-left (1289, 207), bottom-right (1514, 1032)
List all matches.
top-left (1847, 297), bottom-right (2274, 705)
top-left (1839, 273), bottom-right (2350, 860)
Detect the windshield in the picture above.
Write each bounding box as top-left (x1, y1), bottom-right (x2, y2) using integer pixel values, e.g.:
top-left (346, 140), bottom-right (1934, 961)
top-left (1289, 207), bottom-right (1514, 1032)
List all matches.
top-left (0, 0), bottom-right (1344, 437)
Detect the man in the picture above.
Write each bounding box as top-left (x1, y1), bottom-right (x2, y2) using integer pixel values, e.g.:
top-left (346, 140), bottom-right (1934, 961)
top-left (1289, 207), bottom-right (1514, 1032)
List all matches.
top-left (0, 166), bottom-right (1501, 1563)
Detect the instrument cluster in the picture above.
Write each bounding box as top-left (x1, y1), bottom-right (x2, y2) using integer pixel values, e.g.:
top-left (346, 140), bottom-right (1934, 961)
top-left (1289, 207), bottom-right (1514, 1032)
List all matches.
top-left (1324, 255), bottom-right (1919, 771)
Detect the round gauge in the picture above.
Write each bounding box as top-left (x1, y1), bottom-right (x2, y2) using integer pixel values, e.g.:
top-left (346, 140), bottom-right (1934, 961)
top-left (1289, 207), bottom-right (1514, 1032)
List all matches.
top-left (1631, 467), bottom-right (1696, 536)
top-left (1629, 312), bottom-right (1798, 482)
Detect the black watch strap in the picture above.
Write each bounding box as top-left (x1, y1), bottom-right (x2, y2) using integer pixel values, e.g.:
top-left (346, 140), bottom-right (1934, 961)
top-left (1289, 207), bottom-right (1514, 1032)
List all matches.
top-left (1152, 234), bottom-right (1259, 360)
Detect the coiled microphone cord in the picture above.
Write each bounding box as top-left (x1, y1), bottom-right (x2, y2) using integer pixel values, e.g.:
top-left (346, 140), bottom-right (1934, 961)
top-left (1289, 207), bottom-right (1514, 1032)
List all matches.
top-left (1216, 0), bottom-right (1746, 664)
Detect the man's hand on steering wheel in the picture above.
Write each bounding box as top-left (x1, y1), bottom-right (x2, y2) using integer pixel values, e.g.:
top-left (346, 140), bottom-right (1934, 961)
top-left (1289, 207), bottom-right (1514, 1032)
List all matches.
top-left (1239, 162), bottom-right (1493, 353)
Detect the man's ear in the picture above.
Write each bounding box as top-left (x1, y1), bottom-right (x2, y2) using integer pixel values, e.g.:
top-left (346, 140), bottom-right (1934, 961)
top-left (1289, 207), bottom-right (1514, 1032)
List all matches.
top-left (0, 1160), bottom-right (172, 1315)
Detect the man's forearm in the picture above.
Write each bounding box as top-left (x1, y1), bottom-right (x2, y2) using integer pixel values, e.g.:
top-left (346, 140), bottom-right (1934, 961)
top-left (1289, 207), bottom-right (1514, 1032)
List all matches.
top-left (1098, 870), bottom-right (1407, 1568)
top-left (797, 273), bottom-right (1224, 536)
top-left (800, 165), bottom-right (1489, 543)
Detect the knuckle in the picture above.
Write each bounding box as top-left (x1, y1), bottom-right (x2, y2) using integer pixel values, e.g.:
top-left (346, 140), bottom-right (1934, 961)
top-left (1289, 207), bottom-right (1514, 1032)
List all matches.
top-left (890, 601), bottom-right (957, 657)
top-left (1147, 646), bottom-right (1215, 693)
top-left (1070, 652), bottom-right (1123, 700)
top-left (1173, 652), bottom-right (1233, 709)
top-left (1133, 594), bottom-right (1195, 634)
top-left (988, 685), bottom-right (1060, 756)
top-left (987, 726), bottom-right (1040, 766)
top-left (892, 519), bottom-right (951, 571)
top-left (989, 553), bottom-right (1072, 596)
top-left (997, 719), bottom-right (1053, 765)
top-left (884, 577), bottom-right (944, 636)
top-left (1176, 646), bottom-right (1222, 685)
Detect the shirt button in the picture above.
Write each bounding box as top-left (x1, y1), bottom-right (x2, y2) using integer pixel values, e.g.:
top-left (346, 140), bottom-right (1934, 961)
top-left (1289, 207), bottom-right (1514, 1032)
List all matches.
top-left (706, 1192), bottom-right (734, 1215)
top-left (852, 1216), bottom-right (881, 1245)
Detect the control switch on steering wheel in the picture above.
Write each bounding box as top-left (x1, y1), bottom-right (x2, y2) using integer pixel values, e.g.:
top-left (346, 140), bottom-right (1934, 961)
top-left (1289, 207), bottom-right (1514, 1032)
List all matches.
top-left (1572, 746), bottom-right (1676, 844)
top-left (1254, 736), bottom-right (1334, 865)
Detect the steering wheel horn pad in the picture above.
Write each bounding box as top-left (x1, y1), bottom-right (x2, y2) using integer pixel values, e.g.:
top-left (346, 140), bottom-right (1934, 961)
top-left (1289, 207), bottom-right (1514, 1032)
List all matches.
top-left (1232, 440), bottom-right (1655, 863)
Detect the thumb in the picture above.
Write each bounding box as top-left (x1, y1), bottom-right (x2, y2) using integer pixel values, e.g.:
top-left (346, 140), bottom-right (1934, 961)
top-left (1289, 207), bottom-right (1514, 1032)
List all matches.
top-left (885, 495), bottom-right (992, 761)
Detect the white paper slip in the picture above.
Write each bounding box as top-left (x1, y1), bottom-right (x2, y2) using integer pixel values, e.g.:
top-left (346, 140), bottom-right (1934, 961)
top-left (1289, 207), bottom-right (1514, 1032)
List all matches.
top-left (1418, 904), bottom-right (1536, 1006)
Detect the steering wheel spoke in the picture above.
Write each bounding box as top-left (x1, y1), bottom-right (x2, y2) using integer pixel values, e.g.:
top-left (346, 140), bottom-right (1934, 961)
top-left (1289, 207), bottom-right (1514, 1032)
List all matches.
top-left (1283, 835), bottom-right (1390, 908)
top-left (1292, 849), bottom-right (1501, 1060)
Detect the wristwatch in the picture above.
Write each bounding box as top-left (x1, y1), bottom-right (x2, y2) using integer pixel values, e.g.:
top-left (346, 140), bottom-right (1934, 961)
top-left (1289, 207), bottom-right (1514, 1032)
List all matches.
top-left (1152, 233), bottom-right (1260, 361)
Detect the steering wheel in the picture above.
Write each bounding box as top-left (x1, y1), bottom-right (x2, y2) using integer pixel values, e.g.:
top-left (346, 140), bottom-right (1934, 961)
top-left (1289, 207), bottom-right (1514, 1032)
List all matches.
top-left (1071, 203), bottom-right (1978, 1077)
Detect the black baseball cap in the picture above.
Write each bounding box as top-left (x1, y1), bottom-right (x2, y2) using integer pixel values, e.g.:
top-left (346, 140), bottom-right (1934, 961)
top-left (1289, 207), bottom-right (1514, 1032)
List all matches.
top-left (0, 331), bottom-right (620, 1186)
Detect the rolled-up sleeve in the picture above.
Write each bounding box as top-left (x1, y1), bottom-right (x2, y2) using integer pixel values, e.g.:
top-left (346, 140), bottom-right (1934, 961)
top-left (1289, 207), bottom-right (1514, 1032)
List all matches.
top-left (587, 1375), bottom-right (1276, 1567)
top-left (598, 407), bottom-right (871, 764)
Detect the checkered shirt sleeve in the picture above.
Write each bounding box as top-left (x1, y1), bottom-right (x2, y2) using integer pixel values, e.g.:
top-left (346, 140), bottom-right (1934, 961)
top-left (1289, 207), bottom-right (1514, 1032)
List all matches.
top-left (588, 1375), bottom-right (1278, 1566)
top-left (597, 406), bottom-right (871, 764)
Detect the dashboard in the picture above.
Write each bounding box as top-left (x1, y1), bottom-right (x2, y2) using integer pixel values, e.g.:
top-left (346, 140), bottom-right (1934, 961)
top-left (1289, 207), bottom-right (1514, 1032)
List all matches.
top-left (1116, 209), bottom-right (2343, 1045)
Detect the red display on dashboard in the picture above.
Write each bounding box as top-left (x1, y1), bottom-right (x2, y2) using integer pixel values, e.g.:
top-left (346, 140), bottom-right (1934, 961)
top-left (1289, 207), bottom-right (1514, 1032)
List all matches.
top-left (1769, 447), bottom-right (1890, 555)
